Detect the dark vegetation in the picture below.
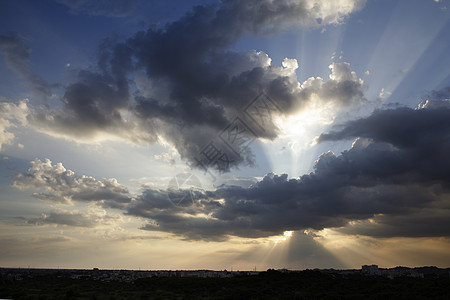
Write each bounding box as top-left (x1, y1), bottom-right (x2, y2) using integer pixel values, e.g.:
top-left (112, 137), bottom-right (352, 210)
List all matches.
top-left (1, 269), bottom-right (449, 299)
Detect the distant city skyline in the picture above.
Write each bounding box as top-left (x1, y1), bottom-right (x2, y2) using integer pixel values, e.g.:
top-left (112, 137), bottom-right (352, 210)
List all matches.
top-left (0, 0), bottom-right (450, 270)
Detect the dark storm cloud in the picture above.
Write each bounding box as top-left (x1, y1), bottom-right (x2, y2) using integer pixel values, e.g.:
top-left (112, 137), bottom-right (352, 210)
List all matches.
top-left (26, 36), bottom-right (146, 141)
top-left (28, 0), bottom-right (365, 169)
top-left (28, 68), bottom-right (133, 140)
top-left (14, 100), bottom-right (450, 238)
top-left (129, 100), bottom-right (450, 240)
top-left (427, 86), bottom-right (450, 101)
top-left (337, 209), bottom-right (450, 238)
top-left (0, 32), bottom-right (55, 97)
top-left (318, 100), bottom-right (450, 150)
top-left (124, 0), bottom-right (365, 164)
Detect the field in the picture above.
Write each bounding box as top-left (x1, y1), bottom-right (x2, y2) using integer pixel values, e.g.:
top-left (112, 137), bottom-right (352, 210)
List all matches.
top-left (1, 269), bottom-right (449, 299)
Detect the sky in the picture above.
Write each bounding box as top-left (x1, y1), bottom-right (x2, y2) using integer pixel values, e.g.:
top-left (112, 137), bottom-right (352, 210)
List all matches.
top-left (0, 0), bottom-right (450, 270)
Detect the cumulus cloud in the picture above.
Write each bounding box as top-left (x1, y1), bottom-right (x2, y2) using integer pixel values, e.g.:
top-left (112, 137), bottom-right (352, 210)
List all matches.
top-left (126, 99), bottom-right (450, 240)
top-left (16, 0), bottom-right (365, 170)
top-left (13, 158), bottom-right (133, 208)
top-left (0, 32), bottom-right (55, 97)
top-left (29, 56), bottom-right (366, 168)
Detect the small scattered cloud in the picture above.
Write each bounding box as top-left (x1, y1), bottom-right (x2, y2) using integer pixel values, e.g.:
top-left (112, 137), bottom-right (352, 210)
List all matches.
top-left (377, 88), bottom-right (391, 102)
top-left (26, 208), bottom-right (121, 228)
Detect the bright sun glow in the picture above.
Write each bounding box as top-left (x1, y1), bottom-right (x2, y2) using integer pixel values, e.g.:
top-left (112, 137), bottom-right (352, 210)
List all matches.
top-left (271, 231), bottom-right (294, 243)
top-left (275, 102), bottom-right (336, 152)
top-left (283, 231), bottom-right (293, 237)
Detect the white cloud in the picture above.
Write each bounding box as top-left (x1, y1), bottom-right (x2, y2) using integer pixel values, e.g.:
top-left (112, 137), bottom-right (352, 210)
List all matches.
top-left (0, 100), bottom-right (29, 151)
top-left (298, 61), bottom-right (366, 109)
top-left (296, 0), bottom-right (366, 26)
top-left (329, 62), bottom-right (360, 82)
top-left (282, 58), bottom-right (299, 70)
top-left (378, 88), bottom-right (391, 101)
top-left (13, 158), bottom-right (133, 208)
top-left (0, 118), bottom-right (14, 151)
